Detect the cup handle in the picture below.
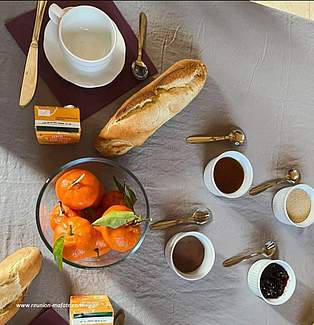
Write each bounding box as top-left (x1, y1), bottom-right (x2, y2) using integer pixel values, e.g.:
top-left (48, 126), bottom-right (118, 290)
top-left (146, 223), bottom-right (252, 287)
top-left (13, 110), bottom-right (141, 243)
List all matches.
top-left (48, 3), bottom-right (65, 25)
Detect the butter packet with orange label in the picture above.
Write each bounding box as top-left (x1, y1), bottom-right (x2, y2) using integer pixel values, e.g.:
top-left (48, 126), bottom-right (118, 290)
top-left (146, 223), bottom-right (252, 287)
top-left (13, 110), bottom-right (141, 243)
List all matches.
top-left (34, 105), bottom-right (81, 144)
top-left (70, 295), bottom-right (114, 325)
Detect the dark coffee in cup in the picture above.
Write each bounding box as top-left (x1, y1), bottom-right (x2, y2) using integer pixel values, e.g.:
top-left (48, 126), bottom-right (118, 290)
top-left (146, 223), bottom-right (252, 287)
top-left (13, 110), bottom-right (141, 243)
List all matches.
top-left (213, 157), bottom-right (244, 194)
top-left (172, 236), bottom-right (204, 273)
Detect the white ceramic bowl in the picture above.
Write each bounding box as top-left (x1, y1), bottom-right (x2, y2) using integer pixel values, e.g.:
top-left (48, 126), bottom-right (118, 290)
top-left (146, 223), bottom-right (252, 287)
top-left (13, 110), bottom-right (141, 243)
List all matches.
top-left (165, 231), bottom-right (215, 281)
top-left (203, 150), bottom-right (253, 198)
top-left (272, 184), bottom-right (314, 228)
top-left (247, 259), bottom-right (296, 305)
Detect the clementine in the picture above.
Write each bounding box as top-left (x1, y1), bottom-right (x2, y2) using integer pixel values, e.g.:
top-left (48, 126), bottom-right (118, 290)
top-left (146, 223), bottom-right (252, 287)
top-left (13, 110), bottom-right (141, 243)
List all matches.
top-left (63, 230), bottom-right (110, 261)
top-left (53, 216), bottom-right (96, 251)
top-left (96, 205), bottom-right (141, 253)
top-left (102, 191), bottom-right (124, 211)
top-left (97, 224), bottom-right (141, 253)
top-left (49, 202), bottom-right (80, 230)
top-left (63, 246), bottom-right (90, 261)
top-left (104, 204), bottom-right (131, 214)
top-left (92, 230), bottom-right (111, 257)
top-left (55, 169), bottom-right (103, 210)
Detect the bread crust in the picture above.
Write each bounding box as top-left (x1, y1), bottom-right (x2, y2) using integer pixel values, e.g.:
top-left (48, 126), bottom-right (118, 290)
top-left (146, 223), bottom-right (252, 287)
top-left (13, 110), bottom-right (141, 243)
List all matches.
top-left (0, 247), bottom-right (42, 324)
top-left (95, 59), bottom-right (207, 156)
top-left (0, 293), bottom-right (25, 325)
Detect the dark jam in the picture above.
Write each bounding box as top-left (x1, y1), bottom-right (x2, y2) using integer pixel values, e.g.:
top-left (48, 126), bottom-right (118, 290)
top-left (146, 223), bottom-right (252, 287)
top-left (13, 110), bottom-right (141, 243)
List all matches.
top-left (260, 263), bottom-right (289, 299)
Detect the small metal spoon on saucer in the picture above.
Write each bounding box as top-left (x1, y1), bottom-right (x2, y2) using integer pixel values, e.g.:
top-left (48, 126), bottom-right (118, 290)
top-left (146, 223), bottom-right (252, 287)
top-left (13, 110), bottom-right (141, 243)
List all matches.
top-left (223, 240), bottom-right (277, 267)
top-left (131, 12), bottom-right (148, 80)
top-left (150, 208), bottom-right (212, 230)
top-left (249, 168), bottom-right (301, 196)
top-left (186, 128), bottom-right (246, 146)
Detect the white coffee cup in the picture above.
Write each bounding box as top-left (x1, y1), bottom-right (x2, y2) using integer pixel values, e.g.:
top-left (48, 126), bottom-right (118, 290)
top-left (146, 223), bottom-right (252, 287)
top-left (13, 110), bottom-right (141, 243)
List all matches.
top-left (165, 231), bottom-right (215, 281)
top-left (48, 4), bottom-right (117, 73)
top-left (247, 259), bottom-right (296, 305)
top-left (272, 184), bottom-right (314, 228)
top-left (203, 150), bottom-right (253, 198)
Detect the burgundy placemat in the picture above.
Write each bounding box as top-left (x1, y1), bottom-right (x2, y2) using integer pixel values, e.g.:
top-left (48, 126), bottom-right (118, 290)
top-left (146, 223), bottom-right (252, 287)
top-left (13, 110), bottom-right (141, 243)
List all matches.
top-left (29, 308), bottom-right (68, 325)
top-left (5, 1), bottom-right (157, 120)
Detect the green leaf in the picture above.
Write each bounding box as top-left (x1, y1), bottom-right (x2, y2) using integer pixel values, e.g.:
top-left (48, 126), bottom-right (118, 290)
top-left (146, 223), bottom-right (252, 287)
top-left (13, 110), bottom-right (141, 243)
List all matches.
top-left (113, 176), bottom-right (137, 210)
top-left (123, 191), bottom-right (133, 210)
top-left (126, 184), bottom-right (137, 207)
top-left (92, 210), bottom-right (138, 228)
top-left (113, 176), bottom-right (124, 193)
top-left (53, 235), bottom-right (65, 271)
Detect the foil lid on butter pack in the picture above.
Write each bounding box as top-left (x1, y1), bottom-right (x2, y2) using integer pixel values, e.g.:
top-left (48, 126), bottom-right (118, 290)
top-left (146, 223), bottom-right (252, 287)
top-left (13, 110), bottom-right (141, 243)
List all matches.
top-left (34, 105), bottom-right (81, 144)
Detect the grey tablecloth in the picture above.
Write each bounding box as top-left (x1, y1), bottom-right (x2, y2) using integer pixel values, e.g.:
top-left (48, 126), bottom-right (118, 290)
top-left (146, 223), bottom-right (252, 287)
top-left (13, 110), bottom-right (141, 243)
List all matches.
top-left (1, 1), bottom-right (314, 324)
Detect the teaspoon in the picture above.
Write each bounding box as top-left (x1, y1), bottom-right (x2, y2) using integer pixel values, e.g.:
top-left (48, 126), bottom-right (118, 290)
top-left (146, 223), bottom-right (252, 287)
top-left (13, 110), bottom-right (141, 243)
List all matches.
top-left (131, 12), bottom-right (149, 80)
top-left (249, 168), bottom-right (301, 196)
top-left (223, 240), bottom-right (277, 267)
top-left (150, 208), bottom-right (212, 230)
top-left (186, 128), bottom-right (246, 146)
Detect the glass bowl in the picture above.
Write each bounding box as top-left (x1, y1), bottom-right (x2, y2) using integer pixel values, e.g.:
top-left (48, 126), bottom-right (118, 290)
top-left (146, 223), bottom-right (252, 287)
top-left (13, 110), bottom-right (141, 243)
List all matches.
top-left (36, 157), bottom-right (150, 269)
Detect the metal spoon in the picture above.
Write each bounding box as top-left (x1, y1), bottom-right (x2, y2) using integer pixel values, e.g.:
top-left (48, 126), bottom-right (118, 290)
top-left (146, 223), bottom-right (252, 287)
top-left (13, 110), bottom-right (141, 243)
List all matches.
top-left (249, 168), bottom-right (301, 196)
top-left (223, 240), bottom-right (277, 267)
top-left (131, 12), bottom-right (149, 80)
top-left (150, 208), bottom-right (212, 230)
top-left (186, 128), bottom-right (246, 146)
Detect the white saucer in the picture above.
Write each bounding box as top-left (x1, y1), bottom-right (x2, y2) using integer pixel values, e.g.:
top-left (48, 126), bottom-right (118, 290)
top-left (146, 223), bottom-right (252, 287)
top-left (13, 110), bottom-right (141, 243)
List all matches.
top-left (43, 8), bottom-right (126, 88)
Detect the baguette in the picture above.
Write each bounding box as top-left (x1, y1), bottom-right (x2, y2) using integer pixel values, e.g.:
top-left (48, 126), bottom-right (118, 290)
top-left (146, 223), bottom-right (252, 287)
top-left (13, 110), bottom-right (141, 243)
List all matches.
top-left (95, 59), bottom-right (207, 156)
top-left (0, 247), bottom-right (42, 325)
